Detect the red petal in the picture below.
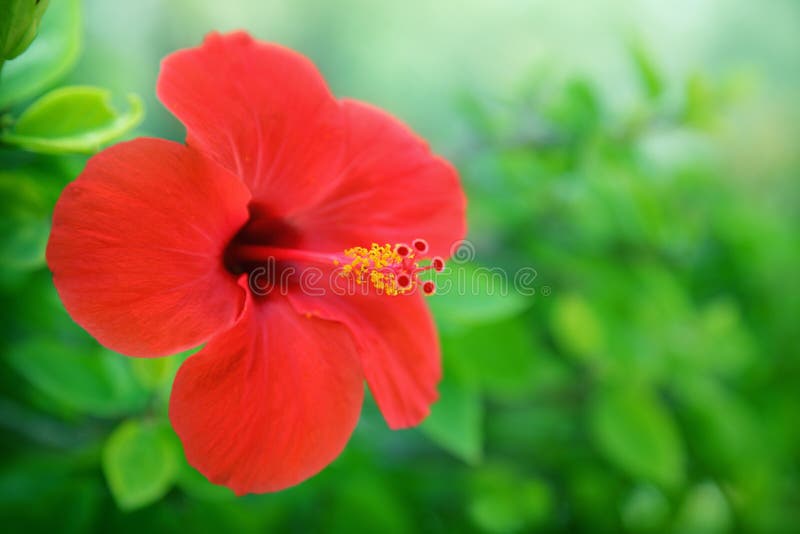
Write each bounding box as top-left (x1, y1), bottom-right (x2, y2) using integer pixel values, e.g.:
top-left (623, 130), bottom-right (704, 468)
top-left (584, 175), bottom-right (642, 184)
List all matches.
top-left (157, 31), bottom-right (344, 213)
top-left (292, 100), bottom-right (467, 258)
top-left (158, 33), bottom-right (465, 255)
top-left (289, 291), bottom-right (441, 429)
top-left (170, 289), bottom-right (364, 495)
top-left (46, 138), bottom-right (250, 357)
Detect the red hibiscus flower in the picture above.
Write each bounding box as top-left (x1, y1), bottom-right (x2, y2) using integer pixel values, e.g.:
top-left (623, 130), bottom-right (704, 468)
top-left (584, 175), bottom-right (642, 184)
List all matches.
top-left (46, 31), bottom-right (466, 494)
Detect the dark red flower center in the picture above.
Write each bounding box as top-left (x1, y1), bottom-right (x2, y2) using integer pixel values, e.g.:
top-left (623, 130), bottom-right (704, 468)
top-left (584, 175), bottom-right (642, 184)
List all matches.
top-left (223, 202), bottom-right (299, 270)
top-left (224, 203), bottom-right (443, 297)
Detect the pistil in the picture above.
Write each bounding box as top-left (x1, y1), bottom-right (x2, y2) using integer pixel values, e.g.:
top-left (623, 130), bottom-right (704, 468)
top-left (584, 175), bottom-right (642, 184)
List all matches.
top-left (231, 244), bottom-right (340, 266)
top-left (229, 239), bottom-right (444, 297)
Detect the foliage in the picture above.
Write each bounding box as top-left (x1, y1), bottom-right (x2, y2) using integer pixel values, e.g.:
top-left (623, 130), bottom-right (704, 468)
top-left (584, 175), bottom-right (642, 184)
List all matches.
top-left (1, 1), bottom-right (799, 532)
top-left (0, 0), bottom-right (80, 108)
top-left (2, 86), bottom-right (143, 154)
top-left (0, 0), bottom-right (50, 61)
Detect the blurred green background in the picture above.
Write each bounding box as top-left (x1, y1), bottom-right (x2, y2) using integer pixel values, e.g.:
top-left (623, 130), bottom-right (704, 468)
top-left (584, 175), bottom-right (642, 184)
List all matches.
top-left (1, 0), bottom-right (799, 532)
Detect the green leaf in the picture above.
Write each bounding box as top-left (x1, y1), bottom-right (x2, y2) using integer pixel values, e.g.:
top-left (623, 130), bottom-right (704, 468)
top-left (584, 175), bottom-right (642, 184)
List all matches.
top-left (0, 0), bottom-right (81, 108)
top-left (547, 79), bottom-right (600, 137)
top-left (629, 39), bottom-right (663, 100)
top-left (0, 0), bottom-right (51, 60)
top-left (672, 482), bottom-right (731, 534)
top-left (6, 339), bottom-right (148, 417)
top-left (176, 456), bottom-right (235, 502)
top-left (0, 212), bottom-right (49, 269)
top-left (550, 293), bottom-right (605, 364)
top-left (0, 452), bottom-right (102, 531)
top-left (428, 262), bottom-right (530, 332)
top-left (685, 299), bottom-right (755, 377)
top-left (2, 86), bottom-right (143, 153)
top-left (0, 168), bottom-right (56, 270)
top-left (442, 317), bottom-right (541, 400)
top-left (132, 346), bottom-right (199, 392)
top-left (469, 466), bottom-right (552, 533)
top-left (132, 357), bottom-right (177, 391)
top-left (591, 384), bottom-right (685, 489)
top-left (676, 378), bottom-right (760, 473)
top-left (620, 484), bottom-right (670, 532)
top-left (567, 466), bottom-right (625, 531)
top-left (683, 73), bottom-right (716, 129)
top-left (326, 473), bottom-right (412, 534)
top-left (420, 362), bottom-right (483, 464)
top-left (102, 419), bottom-right (179, 511)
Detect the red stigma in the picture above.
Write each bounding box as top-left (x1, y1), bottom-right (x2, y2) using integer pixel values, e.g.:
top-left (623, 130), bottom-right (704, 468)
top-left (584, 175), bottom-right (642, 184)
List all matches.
top-left (395, 243), bottom-right (411, 257)
top-left (412, 238), bottom-right (429, 255)
top-left (422, 280), bottom-right (436, 295)
top-left (396, 273), bottom-right (412, 289)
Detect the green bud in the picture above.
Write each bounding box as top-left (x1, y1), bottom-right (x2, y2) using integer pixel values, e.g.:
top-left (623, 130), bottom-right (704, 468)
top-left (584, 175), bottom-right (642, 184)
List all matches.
top-left (1, 0), bottom-right (50, 60)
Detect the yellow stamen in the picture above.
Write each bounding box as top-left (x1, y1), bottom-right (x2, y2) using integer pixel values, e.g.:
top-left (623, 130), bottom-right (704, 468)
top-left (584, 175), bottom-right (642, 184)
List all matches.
top-left (340, 243), bottom-right (410, 296)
